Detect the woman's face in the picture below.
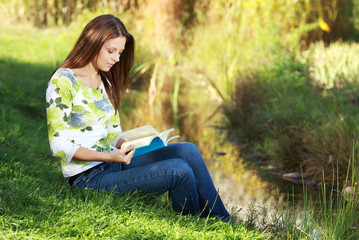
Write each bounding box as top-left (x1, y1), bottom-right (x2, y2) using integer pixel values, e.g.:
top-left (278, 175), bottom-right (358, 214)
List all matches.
top-left (95, 36), bottom-right (127, 72)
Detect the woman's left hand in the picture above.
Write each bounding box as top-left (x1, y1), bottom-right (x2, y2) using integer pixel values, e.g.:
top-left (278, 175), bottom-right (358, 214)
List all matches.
top-left (108, 144), bottom-right (135, 165)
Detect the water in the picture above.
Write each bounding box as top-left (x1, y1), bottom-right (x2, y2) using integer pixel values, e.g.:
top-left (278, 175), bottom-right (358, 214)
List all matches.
top-left (196, 126), bottom-right (320, 222)
top-left (206, 154), bottom-right (287, 220)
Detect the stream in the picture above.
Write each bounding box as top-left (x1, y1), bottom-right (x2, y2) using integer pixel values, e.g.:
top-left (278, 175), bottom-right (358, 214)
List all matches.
top-left (197, 126), bottom-right (321, 222)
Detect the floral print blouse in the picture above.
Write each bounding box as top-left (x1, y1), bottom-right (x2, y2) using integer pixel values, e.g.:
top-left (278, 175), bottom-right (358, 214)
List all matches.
top-left (46, 68), bottom-right (122, 177)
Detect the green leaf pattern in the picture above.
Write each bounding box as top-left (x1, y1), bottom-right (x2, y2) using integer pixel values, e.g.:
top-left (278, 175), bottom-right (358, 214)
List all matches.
top-left (55, 151), bottom-right (67, 166)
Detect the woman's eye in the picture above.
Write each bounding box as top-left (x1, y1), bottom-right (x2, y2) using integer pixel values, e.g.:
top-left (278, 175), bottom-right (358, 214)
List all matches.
top-left (108, 50), bottom-right (113, 54)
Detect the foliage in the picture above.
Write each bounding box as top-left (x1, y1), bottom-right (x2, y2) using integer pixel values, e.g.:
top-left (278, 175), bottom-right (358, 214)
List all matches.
top-left (311, 152), bottom-right (359, 240)
top-left (224, 50), bottom-right (359, 182)
top-left (0, 0), bottom-right (140, 27)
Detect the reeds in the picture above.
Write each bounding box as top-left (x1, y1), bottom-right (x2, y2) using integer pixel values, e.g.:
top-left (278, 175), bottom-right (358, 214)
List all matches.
top-left (305, 42), bottom-right (359, 88)
top-left (235, 143), bottom-right (359, 239)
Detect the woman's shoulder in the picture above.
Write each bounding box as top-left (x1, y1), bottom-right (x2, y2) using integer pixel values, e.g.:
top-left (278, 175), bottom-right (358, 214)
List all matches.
top-left (50, 68), bottom-right (78, 87)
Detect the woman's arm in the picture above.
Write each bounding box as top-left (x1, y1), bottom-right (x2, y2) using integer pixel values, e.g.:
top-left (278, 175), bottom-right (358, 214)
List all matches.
top-left (46, 73), bottom-right (80, 164)
top-left (73, 144), bottom-right (135, 165)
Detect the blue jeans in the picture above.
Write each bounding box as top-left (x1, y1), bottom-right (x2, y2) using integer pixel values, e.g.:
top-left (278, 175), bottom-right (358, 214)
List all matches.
top-left (68, 142), bottom-right (231, 221)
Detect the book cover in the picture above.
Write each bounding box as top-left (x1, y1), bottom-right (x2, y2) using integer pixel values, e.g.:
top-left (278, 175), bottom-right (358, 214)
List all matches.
top-left (121, 125), bottom-right (180, 157)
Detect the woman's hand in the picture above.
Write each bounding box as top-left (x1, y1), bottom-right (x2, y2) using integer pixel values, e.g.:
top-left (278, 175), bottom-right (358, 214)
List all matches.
top-left (109, 144), bottom-right (135, 165)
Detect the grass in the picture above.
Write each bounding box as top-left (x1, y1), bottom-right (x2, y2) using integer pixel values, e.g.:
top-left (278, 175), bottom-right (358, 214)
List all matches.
top-left (0, 21), bottom-right (268, 240)
top-left (297, 153), bottom-right (359, 240)
top-left (305, 42), bottom-right (359, 88)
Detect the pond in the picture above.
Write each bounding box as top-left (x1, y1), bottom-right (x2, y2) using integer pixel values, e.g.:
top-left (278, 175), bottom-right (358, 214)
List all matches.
top-left (191, 125), bottom-right (322, 222)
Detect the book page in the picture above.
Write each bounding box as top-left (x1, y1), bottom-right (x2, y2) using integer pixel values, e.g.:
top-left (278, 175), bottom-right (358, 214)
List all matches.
top-left (165, 135), bottom-right (180, 145)
top-left (121, 135), bottom-right (154, 149)
top-left (121, 125), bottom-right (159, 141)
top-left (159, 128), bottom-right (175, 141)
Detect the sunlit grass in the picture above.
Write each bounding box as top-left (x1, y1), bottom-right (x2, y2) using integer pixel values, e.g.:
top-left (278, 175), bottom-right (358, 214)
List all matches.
top-left (303, 41), bottom-right (359, 88)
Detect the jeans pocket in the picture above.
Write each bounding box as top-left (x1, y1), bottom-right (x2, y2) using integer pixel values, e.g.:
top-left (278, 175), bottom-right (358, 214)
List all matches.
top-left (71, 175), bottom-right (85, 189)
top-left (83, 164), bottom-right (105, 185)
top-left (71, 164), bottom-right (105, 190)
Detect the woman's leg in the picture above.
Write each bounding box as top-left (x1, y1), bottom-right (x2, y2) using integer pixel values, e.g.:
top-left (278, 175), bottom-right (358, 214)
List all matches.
top-left (72, 159), bottom-right (201, 215)
top-left (127, 143), bottom-right (231, 221)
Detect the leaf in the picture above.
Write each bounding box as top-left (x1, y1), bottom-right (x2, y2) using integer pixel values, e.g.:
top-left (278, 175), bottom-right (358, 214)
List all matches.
top-left (319, 18), bottom-right (330, 32)
top-left (57, 103), bottom-right (69, 110)
top-left (55, 97), bottom-right (62, 104)
top-left (63, 113), bottom-right (70, 123)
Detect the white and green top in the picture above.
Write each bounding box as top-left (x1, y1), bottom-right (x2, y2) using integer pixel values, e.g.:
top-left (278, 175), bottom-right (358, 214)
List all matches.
top-left (46, 68), bottom-right (122, 178)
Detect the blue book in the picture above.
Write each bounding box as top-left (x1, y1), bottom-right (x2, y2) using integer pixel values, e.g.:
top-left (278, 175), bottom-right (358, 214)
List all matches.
top-left (121, 125), bottom-right (180, 157)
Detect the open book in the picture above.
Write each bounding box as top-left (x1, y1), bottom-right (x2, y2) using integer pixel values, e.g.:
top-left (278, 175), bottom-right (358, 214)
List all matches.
top-left (120, 125), bottom-right (180, 157)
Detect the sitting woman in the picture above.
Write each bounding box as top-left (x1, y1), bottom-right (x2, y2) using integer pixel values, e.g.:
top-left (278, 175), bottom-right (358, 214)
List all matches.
top-left (46, 14), bottom-right (231, 222)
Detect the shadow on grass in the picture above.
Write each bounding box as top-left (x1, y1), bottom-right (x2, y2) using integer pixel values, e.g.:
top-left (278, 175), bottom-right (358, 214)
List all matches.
top-left (0, 58), bottom-right (54, 117)
top-left (0, 57), bottom-right (64, 226)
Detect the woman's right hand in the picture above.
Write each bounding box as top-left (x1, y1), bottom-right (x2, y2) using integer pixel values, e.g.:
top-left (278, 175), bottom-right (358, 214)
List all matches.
top-left (109, 144), bottom-right (135, 165)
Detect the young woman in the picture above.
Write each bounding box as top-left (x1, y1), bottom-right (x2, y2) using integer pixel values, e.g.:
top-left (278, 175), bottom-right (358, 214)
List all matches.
top-left (46, 14), bottom-right (231, 222)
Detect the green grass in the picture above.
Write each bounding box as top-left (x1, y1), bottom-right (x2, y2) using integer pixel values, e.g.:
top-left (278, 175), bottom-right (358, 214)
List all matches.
top-left (0, 22), bottom-right (268, 240)
top-left (297, 153), bottom-right (359, 240)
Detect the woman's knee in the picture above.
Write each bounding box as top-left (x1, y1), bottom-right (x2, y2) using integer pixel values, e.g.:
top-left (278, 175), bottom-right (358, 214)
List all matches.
top-left (170, 142), bottom-right (201, 157)
top-left (179, 142), bottom-right (199, 151)
top-left (166, 158), bottom-right (195, 179)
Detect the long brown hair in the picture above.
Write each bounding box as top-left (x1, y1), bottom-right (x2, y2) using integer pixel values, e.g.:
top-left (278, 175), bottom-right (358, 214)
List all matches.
top-left (54, 14), bottom-right (135, 111)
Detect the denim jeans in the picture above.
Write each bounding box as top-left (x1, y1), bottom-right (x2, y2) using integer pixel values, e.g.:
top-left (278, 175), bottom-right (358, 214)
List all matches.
top-left (68, 142), bottom-right (231, 221)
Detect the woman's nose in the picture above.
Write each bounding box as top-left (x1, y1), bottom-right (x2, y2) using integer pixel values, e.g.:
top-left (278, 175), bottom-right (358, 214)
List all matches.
top-left (113, 54), bottom-right (120, 62)
top-left (112, 54), bottom-right (121, 62)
